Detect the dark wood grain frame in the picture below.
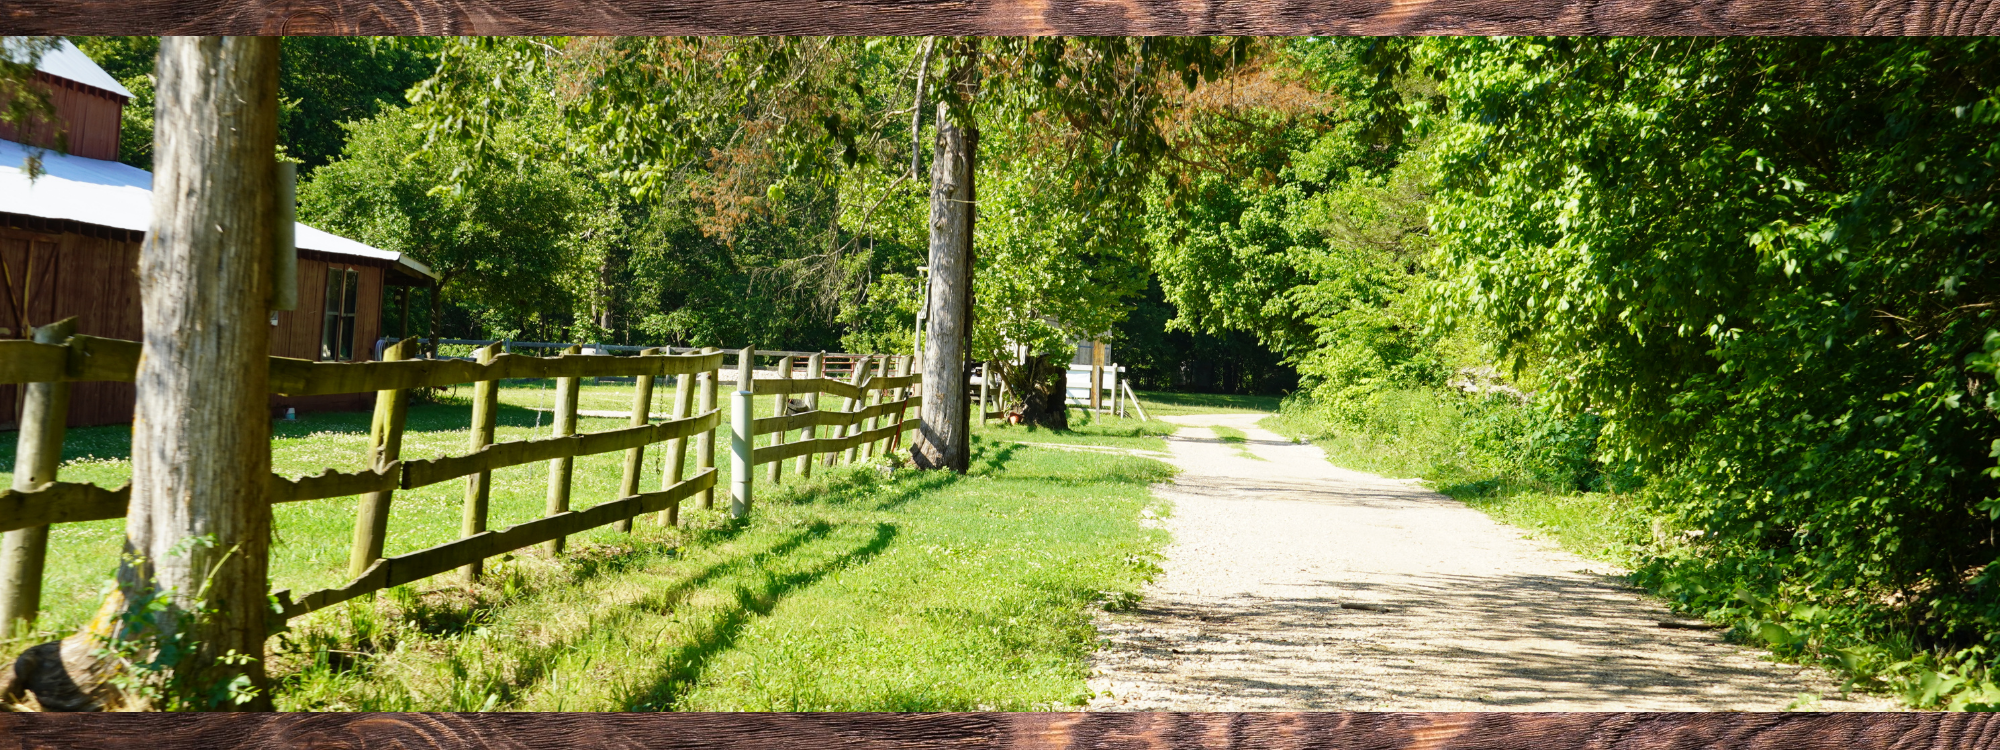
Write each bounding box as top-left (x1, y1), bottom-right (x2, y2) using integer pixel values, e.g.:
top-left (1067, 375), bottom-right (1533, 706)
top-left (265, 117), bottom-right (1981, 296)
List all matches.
top-left (5, 5), bottom-right (1996, 746)
top-left (1, 711), bottom-right (1997, 748)
top-left (0, 0), bottom-right (1992, 34)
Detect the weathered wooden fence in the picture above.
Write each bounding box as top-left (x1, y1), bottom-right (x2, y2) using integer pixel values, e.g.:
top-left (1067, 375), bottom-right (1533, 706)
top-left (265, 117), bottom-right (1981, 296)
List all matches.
top-left (0, 326), bottom-right (921, 636)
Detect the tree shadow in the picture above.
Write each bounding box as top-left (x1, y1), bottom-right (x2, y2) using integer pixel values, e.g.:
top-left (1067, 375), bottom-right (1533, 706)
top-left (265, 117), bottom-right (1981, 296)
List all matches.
top-left (415, 520), bottom-right (859, 707)
top-left (613, 521), bottom-right (901, 710)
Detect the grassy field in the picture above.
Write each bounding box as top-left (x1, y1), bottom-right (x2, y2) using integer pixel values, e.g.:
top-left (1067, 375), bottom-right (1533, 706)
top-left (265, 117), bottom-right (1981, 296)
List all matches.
top-left (273, 428), bottom-right (1172, 710)
top-left (972, 409), bottom-right (1179, 452)
top-left (3, 384), bottom-right (1184, 710)
top-left (0, 378), bottom-right (883, 644)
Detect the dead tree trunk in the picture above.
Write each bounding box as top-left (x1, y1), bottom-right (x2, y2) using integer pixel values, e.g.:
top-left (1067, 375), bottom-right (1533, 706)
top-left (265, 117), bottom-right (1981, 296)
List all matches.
top-left (6, 38), bottom-right (282, 713)
top-left (126, 35), bottom-right (279, 710)
top-left (913, 51), bottom-right (979, 473)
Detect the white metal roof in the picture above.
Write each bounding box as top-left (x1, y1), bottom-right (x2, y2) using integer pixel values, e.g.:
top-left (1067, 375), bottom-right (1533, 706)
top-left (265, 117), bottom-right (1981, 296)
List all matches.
top-left (1, 38), bottom-right (134, 99)
top-left (0, 138), bottom-right (437, 282)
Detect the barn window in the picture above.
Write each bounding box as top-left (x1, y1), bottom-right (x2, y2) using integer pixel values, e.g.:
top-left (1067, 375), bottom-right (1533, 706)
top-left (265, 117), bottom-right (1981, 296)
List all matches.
top-left (321, 267), bottom-right (360, 361)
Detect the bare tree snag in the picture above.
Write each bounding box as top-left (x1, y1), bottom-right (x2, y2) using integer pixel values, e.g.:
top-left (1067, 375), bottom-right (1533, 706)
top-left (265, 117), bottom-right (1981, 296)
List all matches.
top-left (57, 36), bottom-right (280, 712)
top-left (914, 47), bottom-right (980, 473)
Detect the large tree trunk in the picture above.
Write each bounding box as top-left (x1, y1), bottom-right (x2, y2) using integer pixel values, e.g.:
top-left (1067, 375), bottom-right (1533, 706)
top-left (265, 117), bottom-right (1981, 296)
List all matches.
top-left (6, 38), bottom-right (282, 713)
top-left (913, 52), bottom-right (979, 473)
top-left (998, 352), bottom-right (1069, 430)
top-left (125, 35), bottom-right (280, 711)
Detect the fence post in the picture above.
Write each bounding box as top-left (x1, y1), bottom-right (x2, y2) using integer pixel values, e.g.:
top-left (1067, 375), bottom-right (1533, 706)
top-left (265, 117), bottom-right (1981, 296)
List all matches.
top-left (730, 347), bottom-right (755, 519)
top-left (979, 361), bottom-right (992, 425)
top-left (837, 355), bottom-right (872, 465)
top-left (660, 360), bottom-right (696, 526)
top-left (0, 318), bottom-right (75, 639)
top-left (616, 347), bottom-right (662, 534)
top-left (460, 341), bottom-right (502, 584)
top-left (796, 352), bottom-right (824, 479)
top-left (885, 355), bottom-right (912, 455)
top-left (860, 356), bottom-right (887, 459)
top-left (543, 344), bottom-right (582, 555)
top-left (696, 347), bottom-right (720, 510)
top-left (765, 356), bottom-right (793, 484)
top-left (349, 337), bottom-right (413, 579)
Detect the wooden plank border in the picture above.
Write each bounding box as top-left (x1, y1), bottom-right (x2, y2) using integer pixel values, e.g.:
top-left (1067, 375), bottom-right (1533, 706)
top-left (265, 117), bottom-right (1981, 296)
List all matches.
top-left (0, 711), bottom-right (1993, 748)
top-left (1, 0), bottom-right (1989, 34)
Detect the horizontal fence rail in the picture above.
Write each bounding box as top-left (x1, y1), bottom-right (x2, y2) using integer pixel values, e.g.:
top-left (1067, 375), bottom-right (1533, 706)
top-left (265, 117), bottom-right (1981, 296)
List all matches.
top-left (0, 330), bottom-right (927, 638)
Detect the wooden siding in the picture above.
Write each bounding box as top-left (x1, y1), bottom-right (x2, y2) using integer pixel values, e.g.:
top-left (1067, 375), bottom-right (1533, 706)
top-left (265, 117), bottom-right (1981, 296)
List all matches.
top-left (0, 224), bottom-right (142, 429)
top-left (270, 258), bottom-right (381, 415)
top-left (1, 229), bottom-right (385, 429)
top-left (0, 73), bottom-right (126, 162)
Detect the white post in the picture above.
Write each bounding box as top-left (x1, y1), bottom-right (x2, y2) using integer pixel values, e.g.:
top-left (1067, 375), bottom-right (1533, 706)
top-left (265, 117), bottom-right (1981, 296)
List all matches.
top-left (730, 347), bottom-right (755, 519)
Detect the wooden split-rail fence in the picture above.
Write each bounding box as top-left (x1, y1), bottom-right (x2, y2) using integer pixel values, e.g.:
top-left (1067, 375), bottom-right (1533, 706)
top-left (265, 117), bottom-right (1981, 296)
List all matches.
top-left (0, 326), bottom-right (925, 636)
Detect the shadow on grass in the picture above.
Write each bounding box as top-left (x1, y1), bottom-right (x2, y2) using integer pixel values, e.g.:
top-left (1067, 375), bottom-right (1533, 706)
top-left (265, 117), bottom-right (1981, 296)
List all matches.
top-left (379, 519), bottom-right (865, 710)
top-left (1134, 390), bottom-right (1282, 412)
top-left (614, 521), bottom-right (900, 711)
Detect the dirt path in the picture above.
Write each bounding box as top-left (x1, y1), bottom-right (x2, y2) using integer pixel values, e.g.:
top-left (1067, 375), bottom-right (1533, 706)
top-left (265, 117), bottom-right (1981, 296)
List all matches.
top-left (1086, 413), bottom-right (1895, 711)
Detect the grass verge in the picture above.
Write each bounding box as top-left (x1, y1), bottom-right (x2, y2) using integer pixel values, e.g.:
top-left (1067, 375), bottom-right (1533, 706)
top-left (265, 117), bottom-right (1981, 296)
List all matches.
top-left (1132, 391), bottom-right (1281, 417)
top-left (272, 434), bottom-right (1173, 710)
top-left (0, 380), bottom-right (884, 643)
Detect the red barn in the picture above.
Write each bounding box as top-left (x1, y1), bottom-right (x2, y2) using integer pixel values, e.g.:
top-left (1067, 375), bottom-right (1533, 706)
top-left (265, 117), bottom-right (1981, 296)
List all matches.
top-left (1, 40), bottom-right (437, 428)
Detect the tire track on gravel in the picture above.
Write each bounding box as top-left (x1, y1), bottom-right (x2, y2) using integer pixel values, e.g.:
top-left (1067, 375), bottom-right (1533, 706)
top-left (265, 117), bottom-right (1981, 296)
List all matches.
top-left (1085, 413), bottom-right (1895, 711)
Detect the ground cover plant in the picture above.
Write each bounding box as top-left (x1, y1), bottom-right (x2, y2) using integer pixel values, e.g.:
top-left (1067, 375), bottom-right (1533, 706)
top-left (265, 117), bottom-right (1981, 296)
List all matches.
top-left (0, 378), bottom-right (831, 643)
top-left (4, 390), bottom-right (1175, 710)
top-left (269, 430), bottom-right (1171, 710)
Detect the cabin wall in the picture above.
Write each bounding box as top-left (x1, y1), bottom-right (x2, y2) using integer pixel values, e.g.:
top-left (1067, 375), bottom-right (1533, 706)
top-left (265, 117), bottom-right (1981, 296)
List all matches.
top-left (0, 74), bottom-right (126, 162)
top-left (270, 258), bottom-right (382, 415)
top-left (0, 224), bottom-right (143, 430)
top-left (1, 227), bottom-right (387, 429)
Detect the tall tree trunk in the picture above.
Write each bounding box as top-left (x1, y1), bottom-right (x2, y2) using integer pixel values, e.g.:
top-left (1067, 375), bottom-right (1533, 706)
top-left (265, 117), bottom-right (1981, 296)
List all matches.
top-left (4, 37), bottom-right (281, 712)
top-left (427, 282), bottom-right (444, 358)
top-left (95, 37), bottom-right (278, 712)
top-left (914, 50), bottom-right (979, 473)
top-left (998, 353), bottom-right (1069, 430)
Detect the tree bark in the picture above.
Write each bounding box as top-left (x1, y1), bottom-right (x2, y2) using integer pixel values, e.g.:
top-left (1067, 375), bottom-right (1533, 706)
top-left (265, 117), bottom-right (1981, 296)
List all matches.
top-left (913, 50), bottom-right (979, 473)
top-left (0, 36), bottom-right (288, 712)
top-left (117, 36), bottom-right (279, 711)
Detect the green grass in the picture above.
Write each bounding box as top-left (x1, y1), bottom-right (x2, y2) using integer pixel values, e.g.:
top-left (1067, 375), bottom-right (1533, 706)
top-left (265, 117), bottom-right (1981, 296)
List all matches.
top-left (1131, 390), bottom-right (1281, 416)
top-left (4, 379), bottom-right (1178, 711)
top-left (0, 378), bottom-right (861, 645)
top-left (1205, 425), bottom-right (1265, 461)
top-left (973, 408), bottom-right (1178, 452)
top-left (271, 434), bottom-right (1173, 710)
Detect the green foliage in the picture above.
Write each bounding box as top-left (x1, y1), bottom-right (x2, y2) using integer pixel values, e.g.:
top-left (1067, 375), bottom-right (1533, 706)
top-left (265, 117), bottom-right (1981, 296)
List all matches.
top-left (1422, 37), bottom-right (2000, 707)
top-left (298, 100), bottom-right (581, 340)
top-left (2, 36), bottom-right (64, 177)
top-left (72, 36), bottom-right (436, 172)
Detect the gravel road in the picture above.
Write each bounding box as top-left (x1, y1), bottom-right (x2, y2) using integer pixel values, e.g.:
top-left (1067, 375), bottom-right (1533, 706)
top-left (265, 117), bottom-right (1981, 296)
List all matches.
top-left (1085, 413), bottom-right (1895, 711)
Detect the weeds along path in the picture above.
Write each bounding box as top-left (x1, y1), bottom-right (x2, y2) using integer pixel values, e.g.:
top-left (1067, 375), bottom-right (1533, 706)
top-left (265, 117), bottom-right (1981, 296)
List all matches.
top-left (1087, 412), bottom-right (1896, 711)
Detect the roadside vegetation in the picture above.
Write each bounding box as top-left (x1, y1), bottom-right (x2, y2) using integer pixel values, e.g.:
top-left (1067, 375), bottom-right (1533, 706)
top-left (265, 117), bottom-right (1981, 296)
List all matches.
top-left (1, 379), bottom-right (856, 640)
top-left (4, 394), bottom-right (1176, 710)
top-left (270, 428), bottom-right (1171, 710)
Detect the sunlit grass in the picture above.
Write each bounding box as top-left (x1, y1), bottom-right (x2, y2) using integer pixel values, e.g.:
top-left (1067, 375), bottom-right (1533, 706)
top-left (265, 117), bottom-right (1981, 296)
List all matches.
top-left (5, 381), bottom-right (1176, 712)
top-left (972, 408), bottom-right (1178, 452)
top-left (270, 433), bottom-right (1173, 711)
top-left (0, 379), bottom-right (883, 643)
top-left (1131, 390), bottom-right (1281, 416)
